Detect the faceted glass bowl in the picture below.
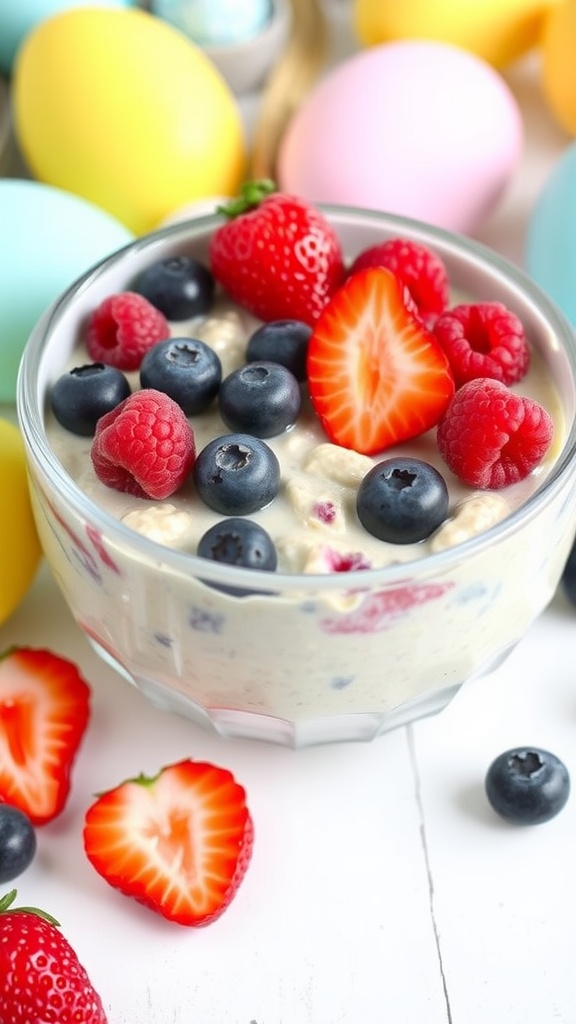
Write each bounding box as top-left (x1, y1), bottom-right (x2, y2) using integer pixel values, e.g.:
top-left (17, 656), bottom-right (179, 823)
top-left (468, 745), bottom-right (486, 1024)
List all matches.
top-left (17, 207), bottom-right (576, 747)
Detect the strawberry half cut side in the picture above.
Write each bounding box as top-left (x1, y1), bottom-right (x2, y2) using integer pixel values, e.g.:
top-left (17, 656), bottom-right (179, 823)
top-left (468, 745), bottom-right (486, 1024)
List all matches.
top-left (307, 266), bottom-right (455, 455)
top-left (0, 647), bottom-right (91, 826)
top-left (83, 759), bottom-right (254, 927)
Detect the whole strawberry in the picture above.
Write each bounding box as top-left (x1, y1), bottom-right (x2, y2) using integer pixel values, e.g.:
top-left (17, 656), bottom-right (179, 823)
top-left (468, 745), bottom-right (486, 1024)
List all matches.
top-left (0, 889), bottom-right (107, 1023)
top-left (209, 180), bottom-right (345, 326)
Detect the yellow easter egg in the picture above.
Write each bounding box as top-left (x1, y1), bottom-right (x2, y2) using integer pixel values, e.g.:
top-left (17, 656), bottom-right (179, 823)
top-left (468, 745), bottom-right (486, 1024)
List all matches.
top-left (353, 0), bottom-right (556, 67)
top-left (0, 418), bottom-right (42, 626)
top-left (12, 6), bottom-right (247, 234)
top-left (541, 0), bottom-right (576, 134)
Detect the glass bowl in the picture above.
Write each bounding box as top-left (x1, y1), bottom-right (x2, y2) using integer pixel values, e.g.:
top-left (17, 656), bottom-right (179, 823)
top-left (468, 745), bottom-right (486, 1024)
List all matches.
top-left (17, 207), bottom-right (576, 747)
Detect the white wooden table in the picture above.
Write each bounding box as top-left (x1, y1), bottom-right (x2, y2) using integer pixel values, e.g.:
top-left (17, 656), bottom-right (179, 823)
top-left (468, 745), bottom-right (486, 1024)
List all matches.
top-left (2, 561), bottom-right (575, 1023)
top-left (2, 6), bottom-right (576, 1022)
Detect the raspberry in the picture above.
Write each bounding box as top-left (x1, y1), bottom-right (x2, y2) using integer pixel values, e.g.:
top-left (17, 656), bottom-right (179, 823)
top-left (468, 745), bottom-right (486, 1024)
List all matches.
top-left (432, 302), bottom-right (530, 387)
top-left (91, 389), bottom-right (196, 499)
top-left (437, 378), bottom-right (553, 489)
top-left (86, 292), bottom-right (169, 370)
top-left (348, 237), bottom-right (450, 325)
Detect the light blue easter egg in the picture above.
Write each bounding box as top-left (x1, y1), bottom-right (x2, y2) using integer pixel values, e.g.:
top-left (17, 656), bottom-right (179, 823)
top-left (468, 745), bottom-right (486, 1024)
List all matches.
top-left (151, 0), bottom-right (272, 46)
top-left (0, 0), bottom-right (138, 76)
top-left (526, 143), bottom-right (576, 327)
top-left (0, 179), bottom-right (134, 402)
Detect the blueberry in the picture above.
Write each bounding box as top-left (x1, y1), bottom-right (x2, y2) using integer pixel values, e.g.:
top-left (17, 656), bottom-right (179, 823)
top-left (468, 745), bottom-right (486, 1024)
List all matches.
top-left (246, 319), bottom-right (312, 381)
top-left (218, 361), bottom-right (301, 438)
top-left (50, 363), bottom-right (131, 436)
top-left (356, 457), bottom-right (449, 544)
top-left (485, 747), bottom-right (570, 825)
top-left (0, 804), bottom-right (37, 883)
top-left (139, 337), bottom-right (222, 415)
top-left (198, 516), bottom-right (276, 576)
top-left (197, 518), bottom-right (277, 597)
top-left (194, 433), bottom-right (280, 515)
top-left (132, 255), bottom-right (215, 320)
top-left (561, 536), bottom-right (576, 605)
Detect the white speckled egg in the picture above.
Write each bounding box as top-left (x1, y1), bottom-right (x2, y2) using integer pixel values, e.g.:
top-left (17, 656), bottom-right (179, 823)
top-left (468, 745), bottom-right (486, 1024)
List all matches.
top-left (277, 40), bottom-right (523, 235)
top-left (526, 142), bottom-right (576, 325)
top-left (151, 0), bottom-right (272, 46)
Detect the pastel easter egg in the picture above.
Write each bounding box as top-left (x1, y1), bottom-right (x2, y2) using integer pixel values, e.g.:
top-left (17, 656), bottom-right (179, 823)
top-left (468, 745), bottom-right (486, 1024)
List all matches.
top-left (11, 6), bottom-right (246, 234)
top-left (353, 0), bottom-right (556, 68)
top-left (0, 417), bottom-right (42, 627)
top-left (541, 0), bottom-right (576, 135)
top-left (277, 41), bottom-right (522, 235)
top-left (526, 143), bottom-right (576, 324)
top-left (0, 0), bottom-right (137, 76)
top-left (0, 179), bottom-right (134, 402)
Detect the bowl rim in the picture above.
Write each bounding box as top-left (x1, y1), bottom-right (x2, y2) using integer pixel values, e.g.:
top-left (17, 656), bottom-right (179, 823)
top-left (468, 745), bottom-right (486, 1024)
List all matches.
top-left (16, 203), bottom-right (576, 595)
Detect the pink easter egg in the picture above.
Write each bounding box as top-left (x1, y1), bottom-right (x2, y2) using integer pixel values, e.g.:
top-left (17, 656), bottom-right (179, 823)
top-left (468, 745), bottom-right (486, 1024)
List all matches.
top-left (277, 40), bottom-right (522, 234)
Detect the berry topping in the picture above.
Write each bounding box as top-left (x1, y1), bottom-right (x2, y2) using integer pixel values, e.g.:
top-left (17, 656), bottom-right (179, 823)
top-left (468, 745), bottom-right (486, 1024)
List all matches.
top-left (485, 747), bottom-right (570, 824)
top-left (437, 377), bottom-right (553, 489)
top-left (197, 518), bottom-right (277, 595)
top-left (246, 319), bottom-right (312, 381)
top-left (83, 759), bottom-right (253, 926)
top-left (50, 363), bottom-right (131, 436)
top-left (356, 457), bottom-right (449, 544)
top-left (218, 361), bottom-right (301, 437)
top-left (307, 266), bottom-right (455, 455)
top-left (348, 237), bottom-right (450, 325)
top-left (0, 806), bottom-right (36, 884)
top-left (209, 180), bottom-right (345, 325)
top-left (432, 301), bottom-right (531, 386)
top-left (194, 433), bottom-right (280, 515)
top-left (0, 647), bottom-right (91, 826)
top-left (139, 337), bottom-right (222, 415)
top-left (91, 389), bottom-right (196, 500)
top-left (0, 889), bottom-right (108, 1022)
top-left (86, 291), bottom-right (169, 371)
top-left (132, 255), bottom-right (215, 320)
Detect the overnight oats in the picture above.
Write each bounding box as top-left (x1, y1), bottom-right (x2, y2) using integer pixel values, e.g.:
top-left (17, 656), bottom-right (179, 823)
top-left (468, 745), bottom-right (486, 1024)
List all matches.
top-left (17, 197), bottom-right (576, 746)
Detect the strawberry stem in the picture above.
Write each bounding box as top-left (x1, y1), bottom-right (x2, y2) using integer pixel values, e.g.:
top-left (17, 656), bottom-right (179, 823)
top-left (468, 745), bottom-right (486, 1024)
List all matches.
top-left (217, 179), bottom-right (277, 219)
top-left (0, 888), bottom-right (60, 926)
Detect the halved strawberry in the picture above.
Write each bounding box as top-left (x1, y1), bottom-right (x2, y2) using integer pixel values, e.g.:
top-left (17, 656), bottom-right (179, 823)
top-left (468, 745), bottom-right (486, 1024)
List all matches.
top-left (0, 647), bottom-right (91, 825)
top-left (83, 759), bottom-right (253, 927)
top-left (307, 266), bottom-right (455, 454)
